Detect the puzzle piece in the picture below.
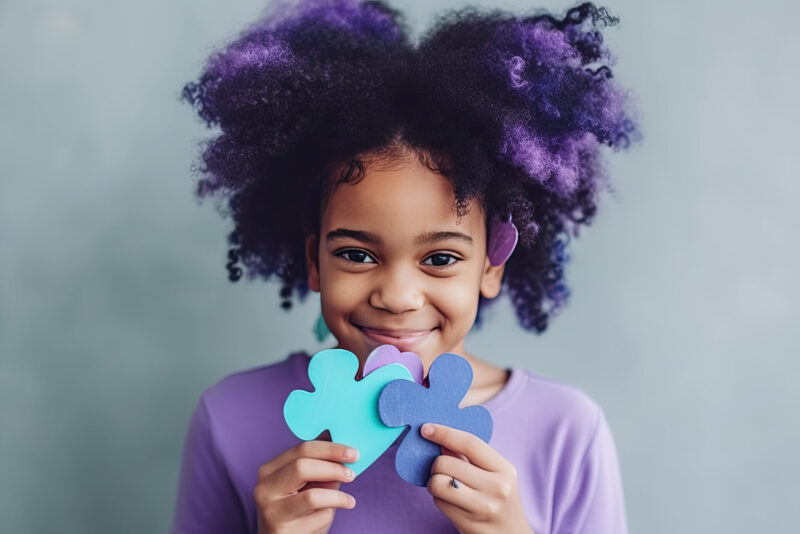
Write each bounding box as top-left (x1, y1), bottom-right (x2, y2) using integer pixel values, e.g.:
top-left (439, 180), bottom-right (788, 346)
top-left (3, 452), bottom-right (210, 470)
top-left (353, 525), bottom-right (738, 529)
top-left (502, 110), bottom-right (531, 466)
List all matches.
top-left (378, 352), bottom-right (493, 486)
top-left (283, 348), bottom-right (413, 476)
top-left (362, 344), bottom-right (425, 384)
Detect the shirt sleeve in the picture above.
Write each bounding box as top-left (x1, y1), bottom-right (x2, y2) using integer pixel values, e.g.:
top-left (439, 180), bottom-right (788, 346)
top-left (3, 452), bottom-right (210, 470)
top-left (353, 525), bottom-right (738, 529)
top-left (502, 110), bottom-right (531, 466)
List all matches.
top-left (169, 392), bottom-right (250, 534)
top-left (552, 408), bottom-right (629, 534)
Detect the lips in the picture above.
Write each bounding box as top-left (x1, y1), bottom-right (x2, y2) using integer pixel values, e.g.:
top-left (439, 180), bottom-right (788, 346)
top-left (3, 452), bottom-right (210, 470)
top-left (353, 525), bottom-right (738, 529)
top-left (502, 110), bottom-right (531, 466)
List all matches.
top-left (359, 326), bottom-right (433, 337)
top-left (354, 323), bottom-right (437, 351)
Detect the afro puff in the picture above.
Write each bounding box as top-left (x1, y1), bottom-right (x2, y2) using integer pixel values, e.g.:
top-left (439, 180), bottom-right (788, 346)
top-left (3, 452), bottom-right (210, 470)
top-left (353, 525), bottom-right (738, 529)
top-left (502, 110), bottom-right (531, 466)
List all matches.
top-left (181, 0), bottom-right (641, 333)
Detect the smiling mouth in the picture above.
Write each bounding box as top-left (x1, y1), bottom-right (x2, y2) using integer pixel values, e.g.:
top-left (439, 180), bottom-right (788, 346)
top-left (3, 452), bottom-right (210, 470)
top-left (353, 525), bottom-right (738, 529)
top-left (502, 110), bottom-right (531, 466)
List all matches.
top-left (354, 324), bottom-right (437, 349)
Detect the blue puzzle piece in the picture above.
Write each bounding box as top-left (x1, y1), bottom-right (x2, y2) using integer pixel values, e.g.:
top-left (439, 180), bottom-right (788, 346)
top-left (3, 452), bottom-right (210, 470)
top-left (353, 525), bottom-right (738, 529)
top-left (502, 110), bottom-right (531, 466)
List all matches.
top-left (378, 352), bottom-right (493, 486)
top-left (283, 348), bottom-right (413, 476)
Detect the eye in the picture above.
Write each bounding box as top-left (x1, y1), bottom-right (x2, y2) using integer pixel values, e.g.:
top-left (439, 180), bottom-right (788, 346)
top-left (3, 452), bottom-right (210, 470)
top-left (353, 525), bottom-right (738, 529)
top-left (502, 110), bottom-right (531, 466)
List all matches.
top-left (422, 253), bottom-right (461, 270)
top-left (336, 249), bottom-right (377, 264)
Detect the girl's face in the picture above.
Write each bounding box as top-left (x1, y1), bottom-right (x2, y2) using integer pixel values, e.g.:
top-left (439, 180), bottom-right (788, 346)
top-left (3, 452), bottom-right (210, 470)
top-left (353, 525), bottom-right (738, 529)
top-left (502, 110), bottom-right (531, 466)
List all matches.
top-left (305, 154), bottom-right (505, 367)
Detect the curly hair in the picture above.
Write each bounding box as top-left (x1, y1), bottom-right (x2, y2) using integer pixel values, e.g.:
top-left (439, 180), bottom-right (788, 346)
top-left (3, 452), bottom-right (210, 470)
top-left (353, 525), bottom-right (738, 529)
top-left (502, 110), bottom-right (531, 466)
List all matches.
top-left (180, 0), bottom-right (641, 334)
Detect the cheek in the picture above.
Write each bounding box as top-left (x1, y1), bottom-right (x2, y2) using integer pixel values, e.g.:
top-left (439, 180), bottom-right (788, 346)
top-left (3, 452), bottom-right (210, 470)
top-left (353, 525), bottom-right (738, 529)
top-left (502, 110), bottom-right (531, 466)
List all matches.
top-left (434, 273), bottom-right (482, 321)
top-left (319, 263), bottom-right (364, 313)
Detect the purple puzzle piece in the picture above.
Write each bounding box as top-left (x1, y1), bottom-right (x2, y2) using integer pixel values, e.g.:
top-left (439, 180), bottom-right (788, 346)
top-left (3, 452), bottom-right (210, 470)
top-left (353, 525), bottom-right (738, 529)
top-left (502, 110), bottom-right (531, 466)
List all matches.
top-left (361, 344), bottom-right (425, 385)
top-left (378, 352), bottom-right (493, 486)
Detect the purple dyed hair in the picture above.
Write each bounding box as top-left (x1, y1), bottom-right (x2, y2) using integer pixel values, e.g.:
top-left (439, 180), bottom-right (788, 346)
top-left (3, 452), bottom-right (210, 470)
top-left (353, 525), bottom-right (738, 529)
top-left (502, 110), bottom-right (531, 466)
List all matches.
top-left (181, 0), bottom-right (641, 333)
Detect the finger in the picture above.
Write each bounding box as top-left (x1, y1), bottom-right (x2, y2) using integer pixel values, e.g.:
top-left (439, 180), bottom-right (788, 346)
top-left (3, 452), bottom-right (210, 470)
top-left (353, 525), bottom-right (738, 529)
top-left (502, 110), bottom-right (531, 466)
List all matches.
top-left (421, 423), bottom-right (504, 472)
top-left (432, 495), bottom-right (469, 520)
top-left (432, 495), bottom-right (483, 534)
top-left (265, 488), bottom-right (354, 525)
top-left (430, 454), bottom-right (486, 490)
top-left (427, 472), bottom-right (480, 515)
top-left (300, 480), bottom-right (342, 492)
top-left (258, 440), bottom-right (359, 480)
top-left (440, 446), bottom-right (469, 463)
top-left (277, 487), bottom-right (356, 523)
top-left (292, 507), bottom-right (339, 534)
top-left (270, 457), bottom-right (356, 495)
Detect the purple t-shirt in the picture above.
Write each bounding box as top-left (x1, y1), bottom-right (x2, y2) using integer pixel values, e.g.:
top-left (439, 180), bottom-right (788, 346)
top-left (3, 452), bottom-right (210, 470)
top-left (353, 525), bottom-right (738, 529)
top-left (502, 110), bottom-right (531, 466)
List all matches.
top-left (170, 351), bottom-right (628, 533)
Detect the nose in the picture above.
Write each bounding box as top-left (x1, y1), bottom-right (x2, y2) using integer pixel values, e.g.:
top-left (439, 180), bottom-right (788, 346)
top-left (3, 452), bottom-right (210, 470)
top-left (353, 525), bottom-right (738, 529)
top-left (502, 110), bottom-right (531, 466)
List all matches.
top-left (369, 263), bottom-right (425, 314)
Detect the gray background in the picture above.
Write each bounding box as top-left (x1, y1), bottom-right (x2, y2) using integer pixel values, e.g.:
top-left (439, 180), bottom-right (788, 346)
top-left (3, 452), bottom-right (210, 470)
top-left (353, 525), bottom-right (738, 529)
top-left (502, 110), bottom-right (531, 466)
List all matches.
top-left (2, 0), bottom-right (798, 532)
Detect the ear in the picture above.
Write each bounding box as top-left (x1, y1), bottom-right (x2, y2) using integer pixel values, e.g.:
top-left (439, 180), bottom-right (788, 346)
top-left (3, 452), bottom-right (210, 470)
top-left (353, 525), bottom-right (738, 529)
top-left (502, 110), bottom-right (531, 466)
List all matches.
top-left (305, 234), bottom-right (321, 293)
top-left (479, 255), bottom-right (505, 299)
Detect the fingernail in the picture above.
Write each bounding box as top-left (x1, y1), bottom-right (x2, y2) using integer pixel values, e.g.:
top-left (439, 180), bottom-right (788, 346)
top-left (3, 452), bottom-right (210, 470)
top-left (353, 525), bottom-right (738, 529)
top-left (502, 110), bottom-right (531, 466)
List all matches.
top-left (421, 423), bottom-right (434, 437)
top-left (348, 495), bottom-right (357, 507)
top-left (344, 448), bottom-right (358, 461)
top-left (344, 468), bottom-right (355, 479)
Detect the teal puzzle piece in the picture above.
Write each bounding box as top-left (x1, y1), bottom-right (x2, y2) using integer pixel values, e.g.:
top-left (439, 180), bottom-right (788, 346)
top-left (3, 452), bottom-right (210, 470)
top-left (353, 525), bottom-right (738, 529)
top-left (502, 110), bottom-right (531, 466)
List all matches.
top-left (283, 348), bottom-right (413, 476)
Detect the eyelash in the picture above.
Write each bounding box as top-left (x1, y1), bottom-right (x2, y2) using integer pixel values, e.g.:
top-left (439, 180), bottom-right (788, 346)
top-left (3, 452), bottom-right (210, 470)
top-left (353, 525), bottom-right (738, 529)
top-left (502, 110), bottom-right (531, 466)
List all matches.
top-left (335, 249), bottom-right (461, 271)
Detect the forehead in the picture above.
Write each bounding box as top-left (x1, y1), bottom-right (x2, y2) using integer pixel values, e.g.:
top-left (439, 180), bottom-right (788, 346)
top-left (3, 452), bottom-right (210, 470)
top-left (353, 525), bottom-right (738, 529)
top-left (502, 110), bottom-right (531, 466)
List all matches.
top-left (321, 157), bottom-right (485, 241)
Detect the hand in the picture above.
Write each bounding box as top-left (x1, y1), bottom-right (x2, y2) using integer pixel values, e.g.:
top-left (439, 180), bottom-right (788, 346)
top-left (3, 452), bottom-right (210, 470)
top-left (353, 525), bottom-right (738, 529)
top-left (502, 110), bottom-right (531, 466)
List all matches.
top-left (254, 440), bottom-right (359, 534)
top-left (421, 423), bottom-right (535, 534)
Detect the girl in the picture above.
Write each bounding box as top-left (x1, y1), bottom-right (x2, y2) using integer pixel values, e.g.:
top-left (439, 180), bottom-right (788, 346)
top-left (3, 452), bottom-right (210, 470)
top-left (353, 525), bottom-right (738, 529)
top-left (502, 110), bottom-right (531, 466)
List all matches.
top-left (171, 0), bottom-right (640, 533)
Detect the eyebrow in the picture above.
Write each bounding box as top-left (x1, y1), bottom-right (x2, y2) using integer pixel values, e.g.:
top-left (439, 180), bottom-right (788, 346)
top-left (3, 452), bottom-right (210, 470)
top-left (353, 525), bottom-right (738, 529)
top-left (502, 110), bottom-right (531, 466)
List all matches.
top-left (326, 228), bottom-right (473, 246)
